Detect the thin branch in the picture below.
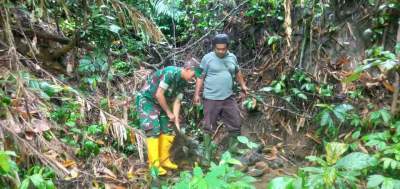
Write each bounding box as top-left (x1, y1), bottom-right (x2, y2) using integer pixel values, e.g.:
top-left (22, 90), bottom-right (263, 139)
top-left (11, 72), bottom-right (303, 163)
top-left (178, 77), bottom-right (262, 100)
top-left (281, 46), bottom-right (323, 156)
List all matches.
top-left (156, 0), bottom-right (249, 67)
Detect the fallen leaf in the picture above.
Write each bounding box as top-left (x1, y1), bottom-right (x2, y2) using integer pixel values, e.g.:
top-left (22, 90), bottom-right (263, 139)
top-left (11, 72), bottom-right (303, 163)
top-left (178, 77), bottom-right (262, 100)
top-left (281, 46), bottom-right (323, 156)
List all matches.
top-left (296, 117), bottom-right (305, 132)
top-left (335, 56), bottom-right (350, 67)
top-left (129, 129), bottom-right (136, 144)
top-left (127, 171), bottom-right (135, 180)
top-left (25, 131), bottom-right (35, 140)
top-left (306, 133), bottom-right (321, 144)
top-left (63, 160), bottom-right (76, 168)
top-left (95, 140), bottom-right (105, 145)
top-left (99, 111), bottom-right (108, 125)
top-left (265, 146), bottom-right (278, 160)
top-left (366, 82), bottom-right (380, 88)
top-left (14, 106), bottom-right (38, 119)
top-left (105, 184), bottom-right (126, 189)
top-left (64, 168), bottom-right (79, 180)
top-left (100, 167), bottom-right (117, 179)
top-left (31, 119), bottom-right (51, 133)
top-left (382, 80), bottom-right (395, 93)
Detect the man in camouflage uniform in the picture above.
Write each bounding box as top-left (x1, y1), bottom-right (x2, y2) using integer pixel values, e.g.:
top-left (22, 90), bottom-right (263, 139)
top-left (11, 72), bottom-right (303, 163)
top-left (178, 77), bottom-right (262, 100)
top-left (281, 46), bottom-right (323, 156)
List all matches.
top-left (136, 60), bottom-right (200, 175)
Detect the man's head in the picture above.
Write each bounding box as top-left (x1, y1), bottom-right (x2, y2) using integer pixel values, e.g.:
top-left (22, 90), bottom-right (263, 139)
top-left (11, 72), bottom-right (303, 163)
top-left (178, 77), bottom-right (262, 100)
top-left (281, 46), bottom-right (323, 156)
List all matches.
top-left (181, 58), bottom-right (201, 81)
top-left (213, 33), bottom-right (229, 58)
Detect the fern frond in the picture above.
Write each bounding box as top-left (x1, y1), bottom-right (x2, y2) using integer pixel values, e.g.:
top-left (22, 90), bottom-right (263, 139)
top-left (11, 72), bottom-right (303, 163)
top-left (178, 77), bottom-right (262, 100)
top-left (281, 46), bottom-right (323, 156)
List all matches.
top-left (150, 0), bottom-right (183, 20)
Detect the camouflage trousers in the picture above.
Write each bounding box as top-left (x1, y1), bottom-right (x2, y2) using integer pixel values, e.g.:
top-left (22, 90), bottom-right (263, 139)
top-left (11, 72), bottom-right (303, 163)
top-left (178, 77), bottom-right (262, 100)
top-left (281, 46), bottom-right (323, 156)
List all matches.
top-left (135, 93), bottom-right (172, 137)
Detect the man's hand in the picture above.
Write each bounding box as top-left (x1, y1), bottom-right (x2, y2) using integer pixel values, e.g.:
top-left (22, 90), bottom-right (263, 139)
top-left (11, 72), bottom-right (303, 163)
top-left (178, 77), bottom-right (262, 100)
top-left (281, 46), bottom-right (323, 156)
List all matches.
top-left (194, 78), bottom-right (204, 105)
top-left (194, 95), bottom-right (201, 105)
top-left (174, 117), bottom-right (181, 131)
top-left (167, 111), bottom-right (176, 122)
top-left (242, 86), bottom-right (249, 96)
top-left (236, 71), bottom-right (248, 96)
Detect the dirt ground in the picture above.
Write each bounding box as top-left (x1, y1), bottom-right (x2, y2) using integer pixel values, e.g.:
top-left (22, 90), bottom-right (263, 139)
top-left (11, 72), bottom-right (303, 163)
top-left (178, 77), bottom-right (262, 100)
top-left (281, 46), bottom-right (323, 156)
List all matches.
top-left (253, 166), bottom-right (298, 189)
top-left (240, 110), bottom-right (315, 188)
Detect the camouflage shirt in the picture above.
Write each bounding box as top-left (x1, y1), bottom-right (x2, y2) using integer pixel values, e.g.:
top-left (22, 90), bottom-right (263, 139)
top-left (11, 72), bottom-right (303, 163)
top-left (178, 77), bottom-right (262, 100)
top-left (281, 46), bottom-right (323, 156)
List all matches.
top-left (140, 66), bottom-right (186, 103)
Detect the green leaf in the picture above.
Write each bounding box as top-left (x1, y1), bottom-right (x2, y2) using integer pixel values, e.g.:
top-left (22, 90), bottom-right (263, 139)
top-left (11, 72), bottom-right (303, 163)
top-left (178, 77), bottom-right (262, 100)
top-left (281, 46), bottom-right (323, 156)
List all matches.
top-left (301, 166), bottom-right (324, 174)
top-left (109, 24), bottom-right (121, 34)
top-left (4, 151), bottom-right (16, 156)
top-left (320, 110), bottom-right (333, 127)
top-left (381, 158), bottom-right (400, 170)
top-left (297, 93), bottom-right (308, 100)
top-left (65, 121), bottom-right (76, 127)
top-left (315, 104), bottom-right (333, 109)
top-left (83, 140), bottom-right (97, 151)
top-left (323, 166), bottom-right (337, 186)
top-left (301, 83), bottom-right (316, 92)
top-left (379, 60), bottom-right (398, 72)
top-left (45, 180), bottom-right (56, 189)
top-left (0, 153), bottom-right (11, 172)
top-left (267, 176), bottom-right (295, 189)
top-left (150, 166), bottom-right (158, 178)
top-left (267, 35), bottom-right (281, 45)
top-left (1, 96), bottom-right (11, 105)
top-left (305, 156), bottom-right (327, 166)
top-left (78, 58), bottom-right (92, 72)
top-left (87, 124), bottom-right (103, 135)
top-left (20, 179), bottom-right (30, 189)
top-left (220, 151), bottom-right (242, 165)
top-left (382, 177), bottom-right (395, 189)
top-left (380, 109), bottom-right (391, 124)
top-left (326, 142), bottom-right (348, 165)
top-left (369, 111), bottom-right (381, 124)
top-left (193, 166), bottom-right (203, 177)
top-left (335, 152), bottom-right (377, 170)
top-left (226, 158), bottom-right (242, 165)
top-left (30, 174), bottom-right (45, 189)
top-left (333, 104), bottom-right (353, 122)
top-left (237, 136), bottom-right (259, 149)
top-left (237, 136), bottom-right (249, 144)
top-left (70, 128), bottom-right (81, 134)
top-left (274, 83), bottom-right (283, 93)
top-left (343, 72), bottom-right (362, 83)
top-left (259, 86), bottom-right (273, 92)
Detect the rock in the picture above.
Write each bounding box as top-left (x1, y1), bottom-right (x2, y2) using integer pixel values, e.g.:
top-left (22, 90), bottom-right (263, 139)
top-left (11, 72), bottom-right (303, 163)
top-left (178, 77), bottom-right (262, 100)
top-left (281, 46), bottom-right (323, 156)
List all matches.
top-left (248, 151), bottom-right (264, 164)
top-left (239, 150), bottom-right (264, 166)
top-left (263, 167), bottom-right (272, 174)
top-left (247, 167), bottom-right (264, 177)
top-left (239, 156), bottom-right (250, 166)
top-left (234, 164), bottom-right (248, 172)
top-left (255, 161), bottom-right (268, 170)
top-left (269, 158), bottom-right (285, 169)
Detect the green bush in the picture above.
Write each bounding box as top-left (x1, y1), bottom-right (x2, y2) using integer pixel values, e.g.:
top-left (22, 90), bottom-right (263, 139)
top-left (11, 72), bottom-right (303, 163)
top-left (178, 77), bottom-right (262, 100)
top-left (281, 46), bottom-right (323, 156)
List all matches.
top-left (167, 152), bottom-right (256, 189)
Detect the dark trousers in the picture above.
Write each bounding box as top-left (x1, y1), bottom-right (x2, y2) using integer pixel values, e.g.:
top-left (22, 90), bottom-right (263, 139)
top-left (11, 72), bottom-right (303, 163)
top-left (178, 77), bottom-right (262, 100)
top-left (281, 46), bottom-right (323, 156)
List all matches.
top-left (203, 96), bottom-right (241, 135)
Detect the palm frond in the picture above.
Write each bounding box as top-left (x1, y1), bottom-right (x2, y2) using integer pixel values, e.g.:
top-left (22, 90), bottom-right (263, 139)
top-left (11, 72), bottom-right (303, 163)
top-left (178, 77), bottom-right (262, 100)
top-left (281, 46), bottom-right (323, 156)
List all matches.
top-left (109, 0), bottom-right (165, 42)
top-left (150, 0), bottom-right (184, 20)
top-left (11, 0), bottom-right (165, 43)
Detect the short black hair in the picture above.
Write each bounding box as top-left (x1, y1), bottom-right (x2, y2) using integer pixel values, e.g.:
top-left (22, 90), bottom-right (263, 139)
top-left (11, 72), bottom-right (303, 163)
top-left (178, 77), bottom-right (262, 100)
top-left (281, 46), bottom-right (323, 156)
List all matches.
top-left (213, 33), bottom-right (229, 47)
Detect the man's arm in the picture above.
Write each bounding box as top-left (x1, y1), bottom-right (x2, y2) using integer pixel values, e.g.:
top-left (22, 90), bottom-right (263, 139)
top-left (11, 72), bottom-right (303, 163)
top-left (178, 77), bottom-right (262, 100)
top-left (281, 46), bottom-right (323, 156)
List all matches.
top-left (194, 78), bottom-right (204, 104)
top-left (236, 70), bottom-right (248, 95)
top-left (172, 96), bottom-right (181, 130)
top-left (155, 87), bottom-right (175, 121)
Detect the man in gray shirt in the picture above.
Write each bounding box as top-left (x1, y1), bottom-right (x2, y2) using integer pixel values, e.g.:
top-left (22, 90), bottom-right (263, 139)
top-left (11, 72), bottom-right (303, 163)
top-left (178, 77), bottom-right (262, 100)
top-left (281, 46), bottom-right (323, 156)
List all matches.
top-left (194, 33), bottom-right (248, 139)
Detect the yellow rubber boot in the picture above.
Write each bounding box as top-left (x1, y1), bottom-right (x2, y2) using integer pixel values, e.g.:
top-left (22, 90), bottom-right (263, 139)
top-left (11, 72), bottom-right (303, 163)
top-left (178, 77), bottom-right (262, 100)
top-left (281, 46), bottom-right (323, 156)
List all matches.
top-left (159, 134), bottom-right (178, 170)
top-left (146, 137), bottom-right (167, 176)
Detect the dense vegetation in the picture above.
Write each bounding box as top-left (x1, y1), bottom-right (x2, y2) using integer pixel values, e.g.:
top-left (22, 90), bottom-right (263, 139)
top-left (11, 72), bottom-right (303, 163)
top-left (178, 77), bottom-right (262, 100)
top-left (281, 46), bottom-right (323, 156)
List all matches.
top-left (0, 0), bottom-right (399, 188)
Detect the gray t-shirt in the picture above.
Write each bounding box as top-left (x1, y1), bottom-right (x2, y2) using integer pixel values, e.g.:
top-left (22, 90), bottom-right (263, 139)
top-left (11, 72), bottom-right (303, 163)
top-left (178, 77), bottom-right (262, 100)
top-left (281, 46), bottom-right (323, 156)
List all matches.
top-left (200, 52), bottom-right (239, 100)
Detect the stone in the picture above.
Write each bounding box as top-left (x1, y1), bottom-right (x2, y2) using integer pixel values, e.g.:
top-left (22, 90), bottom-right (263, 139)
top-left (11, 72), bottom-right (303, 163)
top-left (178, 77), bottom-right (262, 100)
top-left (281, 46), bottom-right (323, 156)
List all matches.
top-left (255, 161), bottom-right (268, 170)
top-left (247, 167), bottom-right (264, 177)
